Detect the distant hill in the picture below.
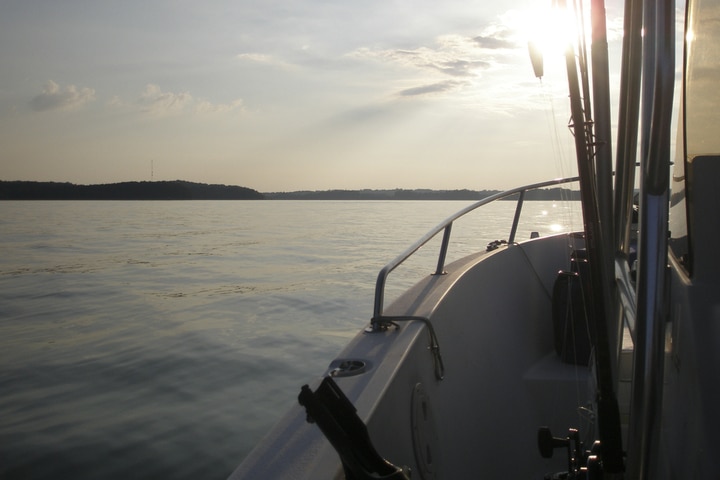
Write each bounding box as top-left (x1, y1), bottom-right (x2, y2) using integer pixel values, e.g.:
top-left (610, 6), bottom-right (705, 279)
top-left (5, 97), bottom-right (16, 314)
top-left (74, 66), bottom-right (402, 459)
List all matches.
top-left (264, 188), bottom-right (580, 201)
top-left (0, 180), bottom-right (264, 200)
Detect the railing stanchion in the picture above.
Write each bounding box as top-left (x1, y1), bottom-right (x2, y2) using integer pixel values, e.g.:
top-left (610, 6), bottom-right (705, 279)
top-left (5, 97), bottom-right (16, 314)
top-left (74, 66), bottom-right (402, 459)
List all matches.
top-left (509, 190), bottom-right (526, 244)
top-left (435, 223), bottom-right (453, 275)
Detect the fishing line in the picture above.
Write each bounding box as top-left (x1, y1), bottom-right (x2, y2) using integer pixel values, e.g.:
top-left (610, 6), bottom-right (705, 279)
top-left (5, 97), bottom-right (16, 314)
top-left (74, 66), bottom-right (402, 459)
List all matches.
top-left (539, 78), bottom-right (581, 239)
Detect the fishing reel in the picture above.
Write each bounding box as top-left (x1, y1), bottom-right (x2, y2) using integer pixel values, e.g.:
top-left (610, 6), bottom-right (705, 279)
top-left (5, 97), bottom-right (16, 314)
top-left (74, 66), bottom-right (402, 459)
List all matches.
top-left (538, 427), bottom-right (603, 480)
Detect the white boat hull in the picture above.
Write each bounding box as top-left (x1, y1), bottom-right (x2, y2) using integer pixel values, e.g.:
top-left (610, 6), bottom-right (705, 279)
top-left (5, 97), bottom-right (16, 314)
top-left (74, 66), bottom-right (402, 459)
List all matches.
top-left (231, 233), bottom-right (596, 479)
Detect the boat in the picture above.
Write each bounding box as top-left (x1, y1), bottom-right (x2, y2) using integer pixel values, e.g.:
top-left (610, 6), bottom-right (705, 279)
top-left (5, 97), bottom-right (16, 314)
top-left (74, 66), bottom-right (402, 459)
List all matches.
top-left (229, 0), bottom-right (720, 476)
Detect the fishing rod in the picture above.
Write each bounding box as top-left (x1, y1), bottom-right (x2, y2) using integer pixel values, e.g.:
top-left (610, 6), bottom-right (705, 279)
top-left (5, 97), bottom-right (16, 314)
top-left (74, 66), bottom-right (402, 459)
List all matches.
top-left (561, 0), bottom-right (625, 473)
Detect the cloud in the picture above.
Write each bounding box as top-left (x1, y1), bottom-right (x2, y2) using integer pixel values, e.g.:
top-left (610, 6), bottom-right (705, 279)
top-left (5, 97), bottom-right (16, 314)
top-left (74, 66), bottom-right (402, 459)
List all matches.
top-left (137, 84), bottom-right (244, 116)
top-left (195, 99), bottom-right (244, 114)
top-left (428, 59), bottom-right (491, 77)
top-left (139, 84), bottom-right (193, 114)
top-left (472, 33), bottom-right (515, 50)
top-left (351, 34), bottom-right (497, 78)
top-left (236, 52), bottom-right (295, 69)
top-left (107, 95), bottom-right (124, 108)
top-left (398, 80), bottom-right (467, 97)
top-left (236, 52), bottom-right (273, 63)
top-left (30, 80), bottom-right (96, 112)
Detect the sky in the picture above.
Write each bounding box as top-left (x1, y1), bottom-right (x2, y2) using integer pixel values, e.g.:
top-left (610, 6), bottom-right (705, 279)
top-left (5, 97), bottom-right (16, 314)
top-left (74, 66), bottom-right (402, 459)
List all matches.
top-left (0, 0), bottom-right (627, 192)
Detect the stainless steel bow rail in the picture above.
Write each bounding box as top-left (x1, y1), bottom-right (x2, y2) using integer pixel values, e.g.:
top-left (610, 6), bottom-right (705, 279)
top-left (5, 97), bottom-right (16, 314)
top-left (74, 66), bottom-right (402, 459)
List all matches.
top-left (370, 175), bottom-right (580, 325)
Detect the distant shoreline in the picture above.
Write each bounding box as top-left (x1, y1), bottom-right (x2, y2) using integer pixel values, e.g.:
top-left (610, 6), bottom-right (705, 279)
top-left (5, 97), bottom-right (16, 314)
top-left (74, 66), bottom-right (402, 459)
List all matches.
top-left (1, 180), bottom-right (580, 201)
top-left (0, 180), bottom-right (264, 200)
top-left (264, 188), bottom-right (580, 201)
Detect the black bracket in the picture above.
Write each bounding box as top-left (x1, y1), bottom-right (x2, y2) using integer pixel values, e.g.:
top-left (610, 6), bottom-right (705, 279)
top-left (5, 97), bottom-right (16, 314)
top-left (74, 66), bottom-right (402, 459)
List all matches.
top-left (298, 376), bottom-right (410, 480)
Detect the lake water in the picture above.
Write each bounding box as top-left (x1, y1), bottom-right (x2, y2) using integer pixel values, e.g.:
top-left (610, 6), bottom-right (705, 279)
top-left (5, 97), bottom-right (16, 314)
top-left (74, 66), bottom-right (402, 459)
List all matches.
top-left (0, 199), bottom-right (582, 479)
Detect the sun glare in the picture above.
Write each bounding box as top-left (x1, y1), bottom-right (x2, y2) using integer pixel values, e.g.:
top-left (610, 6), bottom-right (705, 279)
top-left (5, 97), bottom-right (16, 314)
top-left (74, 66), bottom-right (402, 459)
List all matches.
top-left (523, 2), bottom-right (579, 68)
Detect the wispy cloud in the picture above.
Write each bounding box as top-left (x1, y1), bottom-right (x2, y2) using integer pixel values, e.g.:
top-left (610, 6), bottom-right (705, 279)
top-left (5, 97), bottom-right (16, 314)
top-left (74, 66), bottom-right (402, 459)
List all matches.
top-left (195, 99), bottom-right (244, 114)
top-left (30, 80), bottom-right (96, 112)
top-left (107, 95), bottom-right (123, 108)
top-left (137, 84), bottom-right (244, 116)
top-left (428, 59), bottom-right (491, 77)
top-left (472, 32), bottom-right (515, 50)
top-left (398, 80), bottom-right (467, 97)
top-left (236, 53), bottom-right (274, 63)
top-left (349, 33), bottom-right (506, 98)
top-left (236, 52), bottom-right (296, 69)
top-left (139, 84), bottom-right (193, 115)
top-left (351, 33), bottom-right (503, 78)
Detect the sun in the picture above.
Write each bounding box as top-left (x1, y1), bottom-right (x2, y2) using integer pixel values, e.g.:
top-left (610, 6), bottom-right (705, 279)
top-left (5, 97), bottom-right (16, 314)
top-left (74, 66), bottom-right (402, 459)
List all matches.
top-left (521, 1), bottom-right (580, 76)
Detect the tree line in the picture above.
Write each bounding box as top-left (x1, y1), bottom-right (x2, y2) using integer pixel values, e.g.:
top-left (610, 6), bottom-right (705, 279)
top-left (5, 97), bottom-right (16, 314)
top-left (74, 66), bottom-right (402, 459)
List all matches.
top-left (0, 181), bottom-right (264, 200)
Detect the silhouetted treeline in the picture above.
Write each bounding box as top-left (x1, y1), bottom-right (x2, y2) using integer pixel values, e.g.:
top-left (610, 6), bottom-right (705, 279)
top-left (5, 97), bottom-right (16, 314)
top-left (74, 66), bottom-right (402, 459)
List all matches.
top-left (265, 189), bottom-right (498, 200)
top-left (2, 181), bottom-right (580, 201)
top-left (265, 188), bottom-right (580, 201)
top-left (0, 181), bottom-right (264, 200)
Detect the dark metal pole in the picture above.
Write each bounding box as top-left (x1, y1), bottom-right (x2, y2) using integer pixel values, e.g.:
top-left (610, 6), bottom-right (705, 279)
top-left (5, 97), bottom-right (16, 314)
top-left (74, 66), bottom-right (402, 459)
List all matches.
top-left (614, 0), bottom-right (643, 254)
top-left (508, 190), bottom-right (526, 244)
top-left (564, 35), bottom-right (625, 475)
top-left (590, 0), bottom-right (622, 391)
top-left (626, 0), bottom-right (674, 475)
